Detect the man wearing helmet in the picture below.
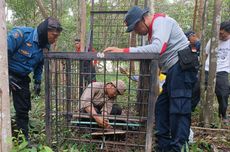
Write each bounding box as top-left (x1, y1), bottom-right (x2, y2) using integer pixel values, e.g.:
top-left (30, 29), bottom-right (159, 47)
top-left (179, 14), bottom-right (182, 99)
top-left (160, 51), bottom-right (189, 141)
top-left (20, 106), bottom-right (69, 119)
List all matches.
top-left (79, 80), bottom-right (126, 129)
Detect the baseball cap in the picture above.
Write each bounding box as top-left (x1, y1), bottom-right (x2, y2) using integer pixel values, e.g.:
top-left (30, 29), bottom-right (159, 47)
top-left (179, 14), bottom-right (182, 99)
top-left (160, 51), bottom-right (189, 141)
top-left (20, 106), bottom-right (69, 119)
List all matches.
top-left (110, 80), bottom-right (126, 95)
top-left (124, 6), bottom-right (149, 32)
top-left (47, 17), bottom-right (63, 32)
top-left (185, 31), bottom-right (195, 39)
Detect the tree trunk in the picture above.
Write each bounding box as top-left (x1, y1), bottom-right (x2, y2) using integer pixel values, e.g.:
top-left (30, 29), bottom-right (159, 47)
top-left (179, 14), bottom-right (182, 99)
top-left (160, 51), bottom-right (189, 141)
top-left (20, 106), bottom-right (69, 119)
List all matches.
top-left (76, 0), bottom-right (81, 35)
top-left (204, 0), bottom-right (222, 127)
top-left (50, 0), bottom-right (58, 51)
top-left (0, 0), bottom-right (12, 151)
top-left (35, 0), bottom-right (48, 19)
top-left (196, 0), bottom-right (204, 38)
top-left (51, 0), bottom-right (57, 18)
top-left (129, 0), bottom-right (138, 74)
top-left (192, 0), bottom-right (198, 31)
top-left (199, 0), bottom-right (209, 124)
top-left (80, 0), bottom-right (86, 52)
top-left (149, 0), bottom-right (155, 13)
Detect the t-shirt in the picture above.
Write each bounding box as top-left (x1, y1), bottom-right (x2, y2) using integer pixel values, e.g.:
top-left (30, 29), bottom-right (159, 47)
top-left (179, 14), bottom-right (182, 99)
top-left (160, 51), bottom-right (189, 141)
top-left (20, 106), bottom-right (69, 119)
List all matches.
top-left (205, 39), bottom-right (230, 73)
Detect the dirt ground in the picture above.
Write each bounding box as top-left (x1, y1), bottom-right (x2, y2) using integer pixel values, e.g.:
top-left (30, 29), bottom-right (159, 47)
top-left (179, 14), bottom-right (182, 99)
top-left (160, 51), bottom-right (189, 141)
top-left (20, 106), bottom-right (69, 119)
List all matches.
top-left (191, 109), bottom-right (230, 152)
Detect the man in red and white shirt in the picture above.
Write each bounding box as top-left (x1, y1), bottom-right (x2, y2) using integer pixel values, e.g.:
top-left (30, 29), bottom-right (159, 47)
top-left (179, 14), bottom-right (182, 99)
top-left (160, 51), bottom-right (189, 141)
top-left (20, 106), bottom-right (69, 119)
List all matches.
top-left (104, 6), bottom-right (198, 152)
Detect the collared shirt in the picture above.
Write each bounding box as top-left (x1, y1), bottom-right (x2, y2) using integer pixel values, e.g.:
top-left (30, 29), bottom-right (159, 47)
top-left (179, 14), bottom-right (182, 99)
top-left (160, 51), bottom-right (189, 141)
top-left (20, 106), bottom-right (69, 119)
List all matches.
top-left (79, 82), bottom-right (115, 113)
top-left (7, 27), bottom-right (49, 82)
top-left (129, 14), bottom-right (189, 73)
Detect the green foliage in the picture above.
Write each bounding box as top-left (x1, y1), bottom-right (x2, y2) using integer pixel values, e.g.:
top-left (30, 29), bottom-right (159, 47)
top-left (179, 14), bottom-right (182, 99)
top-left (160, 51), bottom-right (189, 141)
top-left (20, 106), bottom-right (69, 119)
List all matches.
top-left (6, 0), bottom-right (230, 151)
top-left (5, 0), bottom-right (230, 51)
top-left (155, 0), bottom-right (194, 30)
top-left (11, 130), bottom-right (53, 152)
top-left (6, 0), bottom-right (42, 27)
top-left (11, 130), bottom-right (28, 152)
top-left (60, 142), bottom-right (96, 152)
top-left (81, 133), bottom-right (92, 139)
top-left (221, 0), bottom-right (230, 21)
top-left (56, 15), bottom-right (77, 51)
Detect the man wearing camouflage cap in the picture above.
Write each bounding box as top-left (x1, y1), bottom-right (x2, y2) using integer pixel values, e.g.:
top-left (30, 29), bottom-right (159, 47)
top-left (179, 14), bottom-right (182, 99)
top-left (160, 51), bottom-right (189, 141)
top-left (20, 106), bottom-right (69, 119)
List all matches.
top-left (79, 80), bottom-right (126, 129)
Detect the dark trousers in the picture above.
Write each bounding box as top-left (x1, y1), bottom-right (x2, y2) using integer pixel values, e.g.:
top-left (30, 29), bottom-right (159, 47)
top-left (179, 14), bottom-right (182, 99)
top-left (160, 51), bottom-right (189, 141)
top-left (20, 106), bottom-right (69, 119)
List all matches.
top-left (191, 74), bottom-right (200, 111)
top-left (81, 104), bottom-right (122, 116)
top-left (155, 62), bottom-right (197, 152)
top-left (205, 71), bottom-right (229, 119)
top-left (79, 60), bottom-right (96, 95)
top-left (10, 73), bottom-right (31, 140)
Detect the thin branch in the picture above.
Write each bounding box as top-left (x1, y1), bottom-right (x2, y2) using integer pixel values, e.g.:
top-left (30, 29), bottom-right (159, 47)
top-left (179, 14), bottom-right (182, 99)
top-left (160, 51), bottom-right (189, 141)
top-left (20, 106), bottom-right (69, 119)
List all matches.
top-left (35, 0), bottom-right (49, 19)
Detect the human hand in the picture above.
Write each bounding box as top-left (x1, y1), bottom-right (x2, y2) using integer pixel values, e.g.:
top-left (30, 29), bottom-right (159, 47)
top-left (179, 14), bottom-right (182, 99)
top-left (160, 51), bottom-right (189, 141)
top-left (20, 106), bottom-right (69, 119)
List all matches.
top-left (103, 47), bottom-right (123, 53)
top-left (34, 83), bottom-right (41, 96)
top-left (95, 116), bottom-right (113, 129)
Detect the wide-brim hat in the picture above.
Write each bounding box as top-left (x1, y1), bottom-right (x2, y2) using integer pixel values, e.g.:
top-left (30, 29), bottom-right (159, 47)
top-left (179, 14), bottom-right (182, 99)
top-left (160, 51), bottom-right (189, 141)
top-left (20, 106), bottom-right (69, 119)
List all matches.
top-left (124, 6), bottom-right (149, 32)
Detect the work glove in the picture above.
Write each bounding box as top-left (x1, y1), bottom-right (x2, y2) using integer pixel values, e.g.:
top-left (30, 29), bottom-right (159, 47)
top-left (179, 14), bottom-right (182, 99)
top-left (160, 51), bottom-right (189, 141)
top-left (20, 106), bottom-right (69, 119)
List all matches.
top-left (34, 83), bottom-right (41, 96)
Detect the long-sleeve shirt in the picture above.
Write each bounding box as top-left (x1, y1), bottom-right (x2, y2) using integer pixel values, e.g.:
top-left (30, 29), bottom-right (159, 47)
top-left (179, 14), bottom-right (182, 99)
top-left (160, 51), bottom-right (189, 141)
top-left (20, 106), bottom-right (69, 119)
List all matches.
top-left (128, 14), bottom-right (189, 73)
top-left (79, 82), bottom-right (115, 114)
top-left (7, 27), bottom-right (49, 83)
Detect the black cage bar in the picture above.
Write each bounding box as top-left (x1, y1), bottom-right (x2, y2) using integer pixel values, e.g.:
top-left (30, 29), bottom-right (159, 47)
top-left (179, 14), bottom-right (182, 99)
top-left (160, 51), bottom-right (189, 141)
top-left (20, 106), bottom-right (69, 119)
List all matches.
top-left (44, 52), bottom-right (158, 152)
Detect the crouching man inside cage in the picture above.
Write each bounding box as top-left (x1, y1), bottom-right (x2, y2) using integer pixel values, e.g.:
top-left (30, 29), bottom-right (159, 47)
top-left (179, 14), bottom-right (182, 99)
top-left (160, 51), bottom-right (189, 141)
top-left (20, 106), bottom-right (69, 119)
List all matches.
top-left (78, 80), bottom-right (126, 129)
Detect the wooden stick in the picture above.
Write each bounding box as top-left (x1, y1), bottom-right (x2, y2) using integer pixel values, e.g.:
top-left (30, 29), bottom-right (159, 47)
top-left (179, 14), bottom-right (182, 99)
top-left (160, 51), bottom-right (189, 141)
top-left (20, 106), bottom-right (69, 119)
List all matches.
top-left (191, 126), bottom-right (230, 132)
top-left (91, 130), bottom-right (126, 136)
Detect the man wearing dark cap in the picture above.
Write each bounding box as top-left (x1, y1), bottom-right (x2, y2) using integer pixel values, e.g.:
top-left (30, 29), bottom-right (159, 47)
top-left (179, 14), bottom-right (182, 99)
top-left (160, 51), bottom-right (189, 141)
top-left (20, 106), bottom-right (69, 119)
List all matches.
top-left (184, 30), bottom-right (201, 112)
top-left (104, 6), bottom-right (198, 152)
top-left (185, 30), bottom-right (201, 53)
top-left (7, 17), bottom-right (62, 141)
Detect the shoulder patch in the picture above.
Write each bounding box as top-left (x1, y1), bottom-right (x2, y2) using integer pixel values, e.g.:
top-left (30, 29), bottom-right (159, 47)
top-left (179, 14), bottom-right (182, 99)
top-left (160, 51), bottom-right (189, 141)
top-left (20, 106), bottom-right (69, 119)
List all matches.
top-left (19, 50), bottom-right (30, 55)
top-left (13, 32), bottom-right (19, 38)
top-left (15, 29), bottom-right (23, 37)
top-left (26, 43), bottom-right (32, 47)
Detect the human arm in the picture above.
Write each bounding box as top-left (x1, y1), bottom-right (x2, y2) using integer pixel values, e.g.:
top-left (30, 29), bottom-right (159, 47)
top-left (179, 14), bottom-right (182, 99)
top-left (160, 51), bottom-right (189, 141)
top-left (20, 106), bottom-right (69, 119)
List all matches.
top-left (7, 28), bottom-right (24, 56)
top-left (81, 83), bottom-right (112, 129)
top-left (85, 106), bottom-right (112, 129)
top-left (104, 17), bottom-right (173, 54)
top-left (33, 58), bottom-right (44, 96)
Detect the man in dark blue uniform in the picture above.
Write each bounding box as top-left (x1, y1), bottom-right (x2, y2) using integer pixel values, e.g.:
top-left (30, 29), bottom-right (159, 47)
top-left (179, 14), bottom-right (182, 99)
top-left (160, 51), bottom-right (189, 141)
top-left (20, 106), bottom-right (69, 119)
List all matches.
top-left (7, 17), bottom-right (62, 141)
top-left (184, 31), bottom-right (201, 112)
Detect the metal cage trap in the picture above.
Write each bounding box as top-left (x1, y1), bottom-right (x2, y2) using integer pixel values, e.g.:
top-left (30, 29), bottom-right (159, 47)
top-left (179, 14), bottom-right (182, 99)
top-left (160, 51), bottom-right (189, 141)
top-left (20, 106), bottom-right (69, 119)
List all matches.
top-left (44, 0), bottom-right (160, 151)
